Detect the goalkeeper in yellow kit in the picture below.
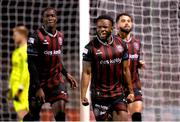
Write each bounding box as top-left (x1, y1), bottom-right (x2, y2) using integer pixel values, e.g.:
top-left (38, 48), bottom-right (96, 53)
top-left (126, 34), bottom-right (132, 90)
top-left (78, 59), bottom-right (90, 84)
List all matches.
top-left (9, 25), bottom-right (29, 121)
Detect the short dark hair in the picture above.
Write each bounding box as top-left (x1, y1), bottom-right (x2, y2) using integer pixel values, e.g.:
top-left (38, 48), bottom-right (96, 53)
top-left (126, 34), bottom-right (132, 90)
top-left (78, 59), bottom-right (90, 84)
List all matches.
top-left (116, 13), bottom-right (133, 23)
top-left (41, 7), bottom-right (57, 16)
top-left (96, 14), bottom-right (114, 26)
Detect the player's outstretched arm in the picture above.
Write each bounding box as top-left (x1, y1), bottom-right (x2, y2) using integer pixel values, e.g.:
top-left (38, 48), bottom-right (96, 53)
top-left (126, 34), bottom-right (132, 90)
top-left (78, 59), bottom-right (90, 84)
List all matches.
top-left (81, 61), bottom-right (91, 106)
top-left (123, 60), bottom-right (134, 102)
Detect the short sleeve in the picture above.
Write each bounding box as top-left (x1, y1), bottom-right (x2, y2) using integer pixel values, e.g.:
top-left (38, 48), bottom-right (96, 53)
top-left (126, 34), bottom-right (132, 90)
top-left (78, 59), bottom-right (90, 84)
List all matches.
top-left (82, 43), bottom-right (92, 62)
top-left (58, 32), bottom-right (64, 46)
top-left (27, 32), bottom-right (39, 57)
top-left (122, 41), bottom-right (129, 61)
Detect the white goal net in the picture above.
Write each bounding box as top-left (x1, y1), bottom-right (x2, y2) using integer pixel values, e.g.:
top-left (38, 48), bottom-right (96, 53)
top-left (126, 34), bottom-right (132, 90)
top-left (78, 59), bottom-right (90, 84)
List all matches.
top-left (0, 0), bottom-right (79, 121)
top-left (89, 0), bottom-right (180, 121)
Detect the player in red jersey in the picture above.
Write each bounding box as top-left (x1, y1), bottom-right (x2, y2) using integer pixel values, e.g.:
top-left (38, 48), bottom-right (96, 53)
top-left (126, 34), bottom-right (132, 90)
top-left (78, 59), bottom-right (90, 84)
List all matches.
top-left (81, 15), bottom-right (134, 121)
top-left (23, 7), bottom-right (77, 121)
top-left (116, 13), bottom-right (145, 121)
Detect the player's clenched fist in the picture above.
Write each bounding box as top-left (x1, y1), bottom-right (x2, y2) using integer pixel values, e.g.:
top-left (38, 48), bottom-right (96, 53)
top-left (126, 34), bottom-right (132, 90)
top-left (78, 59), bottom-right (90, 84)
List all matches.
top-left (81, 97), bottom-right (89, 106)
top-left (139, 60), bottom-right (145, 69)
top-left (127, 93), bottom-right (134, 102)
top-left (36, 88), bottom-right (45, 103)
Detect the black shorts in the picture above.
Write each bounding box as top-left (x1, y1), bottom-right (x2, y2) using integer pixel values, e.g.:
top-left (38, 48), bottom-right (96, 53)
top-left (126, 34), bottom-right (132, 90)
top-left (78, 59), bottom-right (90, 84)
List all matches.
top-left (91, 94), bottom-right (127, 121)
top-left (43, 83), bottom-right (68, 103)
top-left (28, 82), bottom-right (68, 119)
top-left (29, 82), bottom-right (68, 103)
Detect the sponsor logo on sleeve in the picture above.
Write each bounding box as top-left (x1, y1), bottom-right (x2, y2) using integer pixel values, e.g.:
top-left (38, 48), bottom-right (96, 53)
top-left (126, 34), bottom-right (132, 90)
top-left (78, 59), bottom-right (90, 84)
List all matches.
top-left (58, 37), bottom-right (63, 45)
top-left (28, 37), bottom-right (34, 44)
top-left (83, 48), bottom-right (88, 54)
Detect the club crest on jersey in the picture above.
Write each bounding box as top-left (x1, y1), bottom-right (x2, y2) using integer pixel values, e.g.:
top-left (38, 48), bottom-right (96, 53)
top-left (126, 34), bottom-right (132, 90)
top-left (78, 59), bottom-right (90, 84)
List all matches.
top-left (43, 39), bottom-right (49, 45)
top-left (58, 37), bottom-right (63, 46)
top-left (116, 45), bottom-right (124, 52)
top-left (28, 37), bottom-right (34, 44)
top-left (133, 42), bottom-right (139, 50)
top-left (96, 49), bottom-right (102, 55)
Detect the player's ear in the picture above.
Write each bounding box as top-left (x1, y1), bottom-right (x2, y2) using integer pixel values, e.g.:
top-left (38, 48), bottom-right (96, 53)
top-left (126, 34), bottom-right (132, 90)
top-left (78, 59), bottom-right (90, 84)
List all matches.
top-left (114, 24), bottom-right (120, 35)
top-left (113, 23), bottom-right (117, 33)
top-left (131, 22), bottom-right (134, 29)
top-left (111, 26), bottom-right (113, 32)
top-left (56, 15), bottom-right (59, 23)
top-left (115, 23), bottom-right (118, 30)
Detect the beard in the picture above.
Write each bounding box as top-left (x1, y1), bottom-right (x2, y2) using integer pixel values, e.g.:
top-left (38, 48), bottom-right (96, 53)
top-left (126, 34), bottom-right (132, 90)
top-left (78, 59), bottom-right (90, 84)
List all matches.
top-left (120, 26), bottom-right (132, 34)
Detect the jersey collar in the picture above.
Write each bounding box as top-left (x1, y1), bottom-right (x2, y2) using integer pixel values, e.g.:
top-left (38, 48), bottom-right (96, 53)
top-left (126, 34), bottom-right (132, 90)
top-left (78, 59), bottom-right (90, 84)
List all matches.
top-left (42, 26), bottom-right (58, 37)
top-left (119, 33), bottom-right (133, 43)
top-left (123, 35), bottom-right (132, 43)
top-left (96, 35), bottom-right (114, 46)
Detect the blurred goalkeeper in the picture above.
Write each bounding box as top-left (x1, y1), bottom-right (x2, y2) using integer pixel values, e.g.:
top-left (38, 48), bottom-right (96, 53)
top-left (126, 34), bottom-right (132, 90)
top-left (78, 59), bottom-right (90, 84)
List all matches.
top-left (23, 7), bottom-right (77, 121)
top-left (116, 13), bottom-right (145, 121)
top-left (9, 25), bottom-right (29, 121)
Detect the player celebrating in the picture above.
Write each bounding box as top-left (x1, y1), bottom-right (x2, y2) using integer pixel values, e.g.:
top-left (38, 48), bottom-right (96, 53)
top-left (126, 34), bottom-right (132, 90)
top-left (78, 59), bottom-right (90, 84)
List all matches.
top-left (24, 7), bottom-right (77, 121)
top-left (9, 25), bottom-right (29, 121)
top-left (116, 13), bottom-right (145, 121)
top-left (81, 15), bottom-right (134, 121)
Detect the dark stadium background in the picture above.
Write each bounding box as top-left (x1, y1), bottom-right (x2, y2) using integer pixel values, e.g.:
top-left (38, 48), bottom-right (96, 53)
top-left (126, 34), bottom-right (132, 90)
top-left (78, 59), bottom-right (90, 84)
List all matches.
top-left (0, 0), bottom-right (80, 121)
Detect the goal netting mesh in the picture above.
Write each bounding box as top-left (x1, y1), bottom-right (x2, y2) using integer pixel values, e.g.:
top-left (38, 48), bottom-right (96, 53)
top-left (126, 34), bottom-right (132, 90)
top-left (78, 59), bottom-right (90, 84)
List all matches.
top-left (0, 0), bottom-right (79, 121)
top-left (90, 0), bottom-right (180, 121)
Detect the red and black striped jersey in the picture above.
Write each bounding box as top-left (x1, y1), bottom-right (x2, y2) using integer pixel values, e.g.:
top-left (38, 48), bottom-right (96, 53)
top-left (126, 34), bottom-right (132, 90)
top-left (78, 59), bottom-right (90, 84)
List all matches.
top-left (27, 27), bottom-right (65, 88)
top-left (83, 35), bottom-right (129, 99)
top-left (123, 35), bottom-right (141, 89)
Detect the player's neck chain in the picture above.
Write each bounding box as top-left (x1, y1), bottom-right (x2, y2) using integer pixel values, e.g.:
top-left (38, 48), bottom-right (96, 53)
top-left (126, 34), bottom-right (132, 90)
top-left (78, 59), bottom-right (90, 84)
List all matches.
top-left (96, 35), bottom-right (114, 46)
top-left (42, 26), bottom-right (58, 37)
